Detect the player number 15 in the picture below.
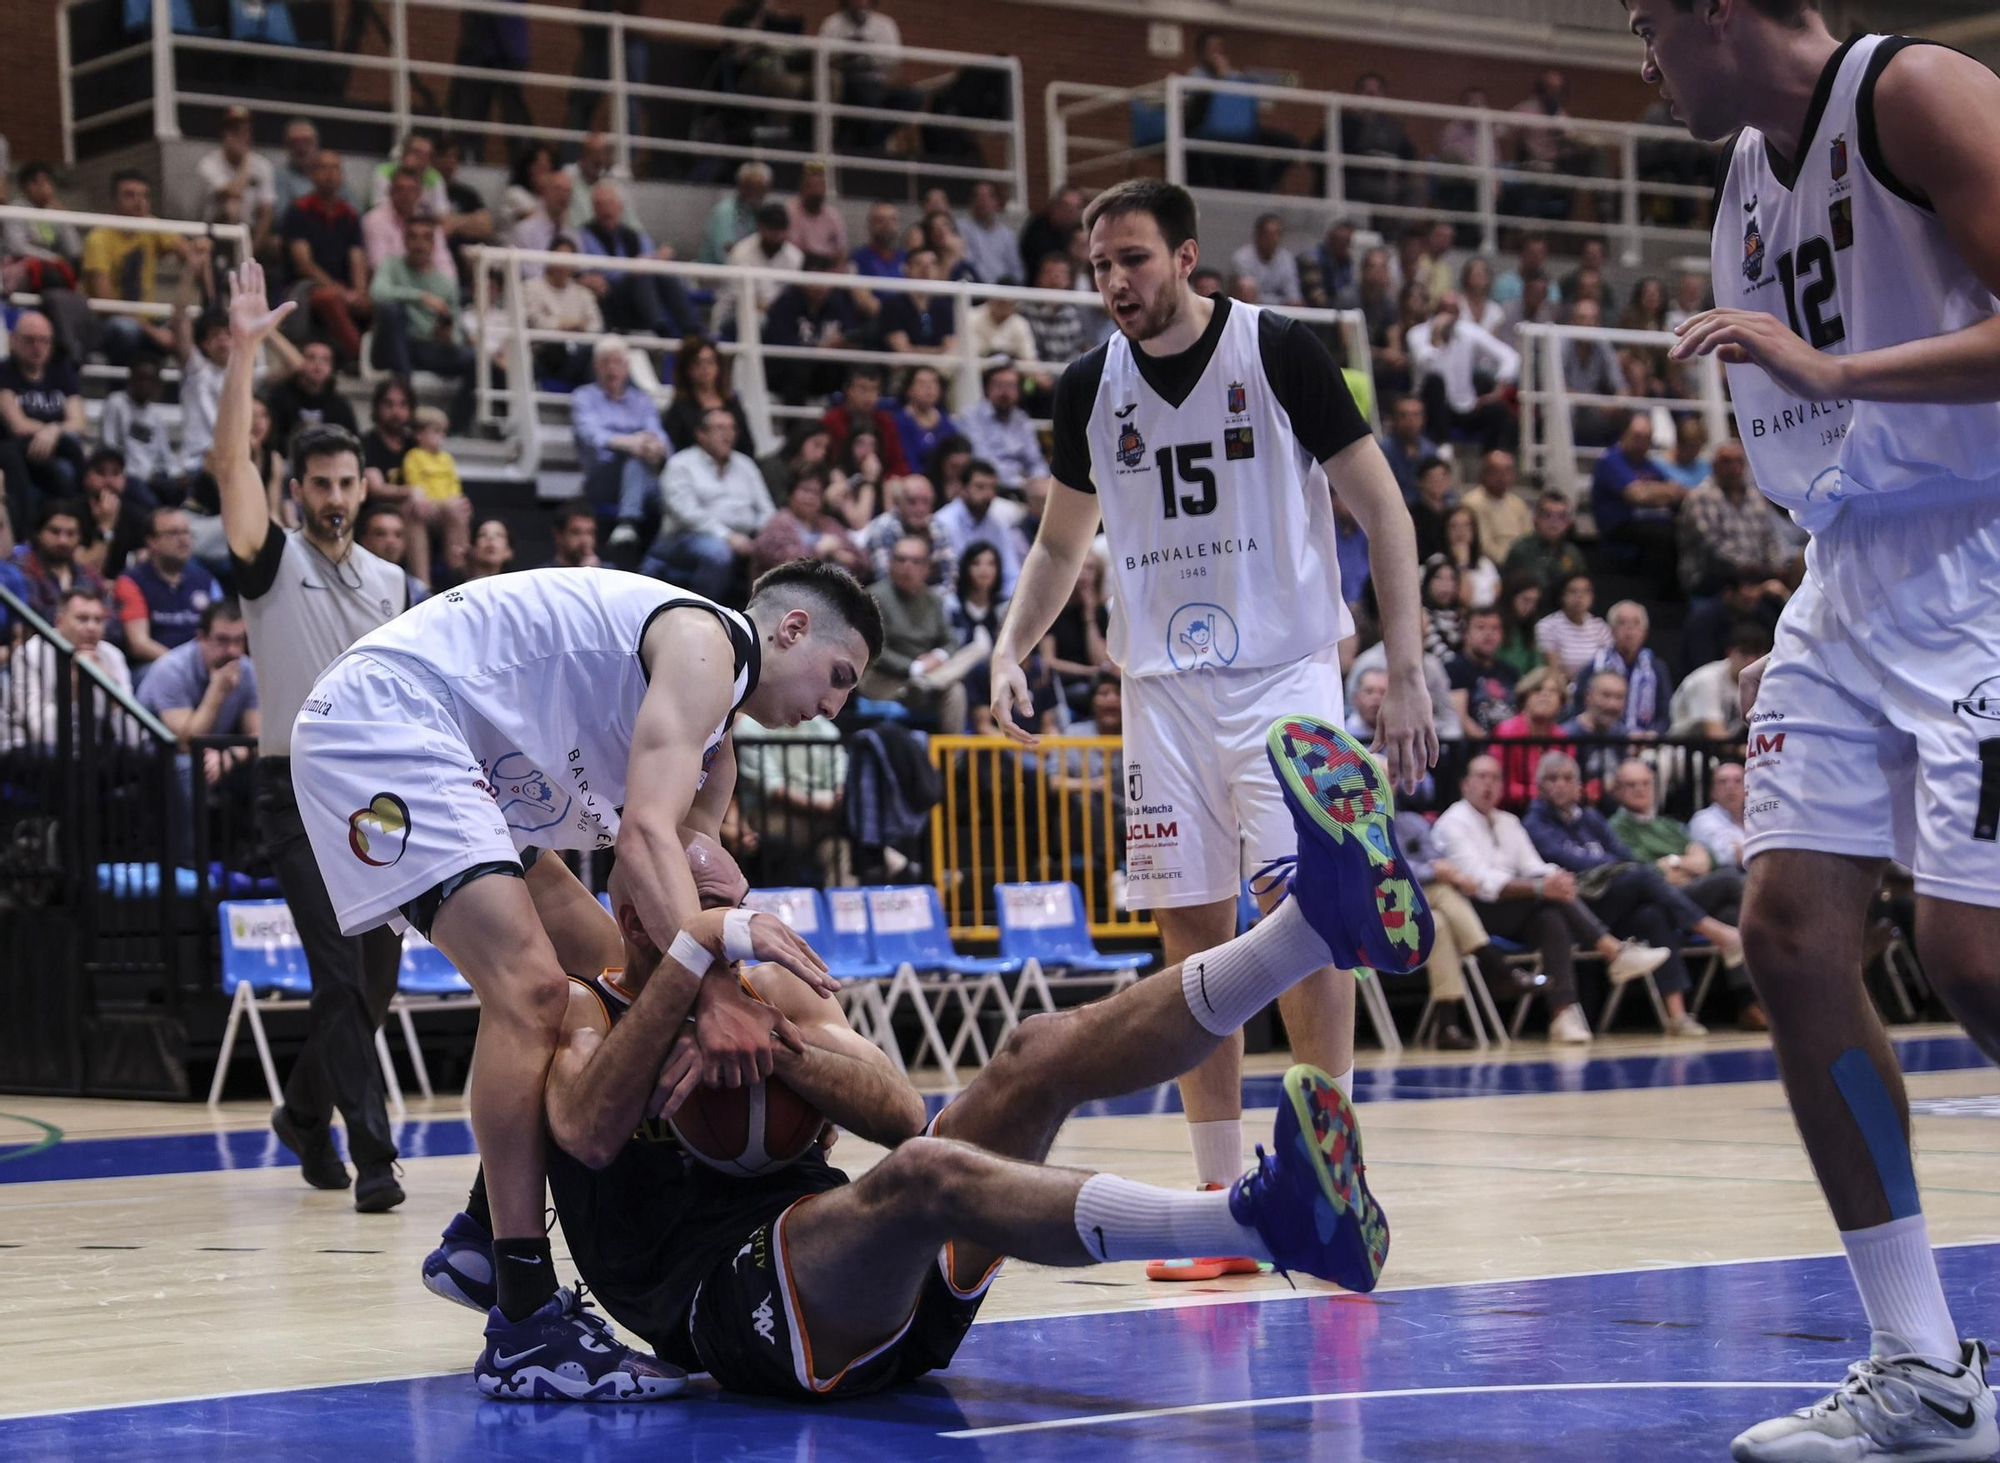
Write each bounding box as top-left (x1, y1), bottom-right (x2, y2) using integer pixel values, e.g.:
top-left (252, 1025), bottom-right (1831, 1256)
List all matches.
top-left (1154, 442), bottom-right (1219, 519)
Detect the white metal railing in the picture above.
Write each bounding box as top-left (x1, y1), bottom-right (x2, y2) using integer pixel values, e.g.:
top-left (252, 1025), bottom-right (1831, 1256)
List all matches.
top-left (1515, 322), bottom-right (1730, 498)
top-left (1050, 75), bottom-right (1717, 264)
top-left (62, 0), bottom-right (1027, 206)
top-left (1, 204), bottom-right (247, 318)
top-left (466, 246), bottom-right (1372, 477)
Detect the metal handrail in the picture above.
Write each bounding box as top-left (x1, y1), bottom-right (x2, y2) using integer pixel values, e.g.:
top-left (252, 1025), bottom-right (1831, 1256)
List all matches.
top-left (64, 0), bottom-right (1028, 205)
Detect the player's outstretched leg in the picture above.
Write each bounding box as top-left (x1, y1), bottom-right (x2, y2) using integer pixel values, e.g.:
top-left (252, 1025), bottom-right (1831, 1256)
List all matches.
top-left (779, 1061), bottom-right (1378, 1380)
top-left (1730, 851), bottom-right (1997, 1462)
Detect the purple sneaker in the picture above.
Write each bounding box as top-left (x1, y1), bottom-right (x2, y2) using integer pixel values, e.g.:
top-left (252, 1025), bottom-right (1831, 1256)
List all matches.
top-left (476, 1286), bottom-right (686, 1402)
top-left (422, 1211), bottom-right (496, 1313)
top-left (1229, 1064), bottom-right (1389, 1293)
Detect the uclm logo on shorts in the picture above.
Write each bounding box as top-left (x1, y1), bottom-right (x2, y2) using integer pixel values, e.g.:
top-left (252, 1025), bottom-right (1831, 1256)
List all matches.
top-left (1131, 822), bottom-right (1178, 842)
top-left (1750, 732), bottom-right (1785, 758)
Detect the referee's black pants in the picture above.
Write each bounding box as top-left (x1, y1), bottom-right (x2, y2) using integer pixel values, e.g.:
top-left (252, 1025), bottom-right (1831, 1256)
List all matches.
top-left (256, 758), bottom-right (402, 1169)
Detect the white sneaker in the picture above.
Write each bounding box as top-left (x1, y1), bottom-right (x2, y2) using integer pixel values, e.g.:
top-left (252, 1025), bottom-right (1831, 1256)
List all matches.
top-left (606, 523), bottom-right (639, 549)
top-left (1548, 1004), bottom-right (1592, 1044)
top-left (1662, 1014), bottom-right (1708, 1038)
top-left (1731, 1334), bottom-right (1997, 1462)
top-left (1607, 940), bottom-right (1672, 985)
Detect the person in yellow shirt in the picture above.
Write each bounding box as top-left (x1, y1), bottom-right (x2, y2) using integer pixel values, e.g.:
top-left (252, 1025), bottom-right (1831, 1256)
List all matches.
top-left (81, 170), bottom-right (192, 365)
top-left (400, 406), bottom-right (471, 579)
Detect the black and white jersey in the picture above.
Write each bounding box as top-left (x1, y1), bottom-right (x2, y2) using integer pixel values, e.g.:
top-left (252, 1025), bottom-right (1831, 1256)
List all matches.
top-left (1713, 34), bottom-right (2000, 531)
top-left (1051, 297), bottom-right (1368, 679)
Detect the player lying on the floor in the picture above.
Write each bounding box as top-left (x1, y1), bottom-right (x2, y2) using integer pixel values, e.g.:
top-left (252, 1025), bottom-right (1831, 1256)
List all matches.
top-left (426, 715), bottom-right (1431, 1402)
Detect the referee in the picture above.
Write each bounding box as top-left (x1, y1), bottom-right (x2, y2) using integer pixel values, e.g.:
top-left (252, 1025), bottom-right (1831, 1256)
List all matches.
top-left (213, 261), bottom-right (411, 1213)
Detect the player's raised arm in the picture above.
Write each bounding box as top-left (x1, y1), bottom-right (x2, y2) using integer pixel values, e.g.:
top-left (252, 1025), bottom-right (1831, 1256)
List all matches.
top-left (1328, 434), bottom-right (1439, 790)
top-left (213, 261), bottom-right (297, 563)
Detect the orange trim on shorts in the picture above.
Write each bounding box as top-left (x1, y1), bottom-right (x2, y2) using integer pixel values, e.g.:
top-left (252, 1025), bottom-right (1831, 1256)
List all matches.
top-left (773, 1195), bottom-right (919, 1395)
top-left (923, 1110), bottom-right (1006, 1298)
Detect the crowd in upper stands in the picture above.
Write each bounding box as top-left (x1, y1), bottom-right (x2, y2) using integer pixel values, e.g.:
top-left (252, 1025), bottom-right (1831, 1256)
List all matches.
top-left (0, 18), bottom-right (1802, 1043)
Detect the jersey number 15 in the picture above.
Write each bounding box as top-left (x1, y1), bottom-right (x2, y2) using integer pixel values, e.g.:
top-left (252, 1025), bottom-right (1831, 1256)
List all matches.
top-left (1154, 443), bottom-right (1219, 519)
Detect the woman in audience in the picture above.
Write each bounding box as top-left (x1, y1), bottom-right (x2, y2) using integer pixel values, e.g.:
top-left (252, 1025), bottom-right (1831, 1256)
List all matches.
top-left (923, 211), bottom-right (979, 283)
top-left (1535, 569), bottom-right (1613, 684)
top-left (1490, 665), bottom-right (1574, 807)
top-left (456, 518), bottom-right (515, 583)
top-left (943, 542), bottom-right (1007, 730)
top-left (1618, 275), bottom-right (1673, 399)
top-left (1458, 257), bottom-right (1504, 334)
top-left (521, 236), bottom-right (602, 387)
top-left (837, 429), bottom-right (888, 521)
top-left (661, 337), bottom-right (754, 453)
top-left (924, 434), bottom-right (973, 505)
top-left (1420, 556), bottom-right (1465, 660)
top-left (501, 144), bottom-right (558, 243)
top-left (1443, 505), bottom-right (1501, 609)
top-left (1495, 571), bottom-right (1545, 678)
top-left (891, 365), bottom-right (958, 480)
top-left (749, 469), bottom-right (867, 580)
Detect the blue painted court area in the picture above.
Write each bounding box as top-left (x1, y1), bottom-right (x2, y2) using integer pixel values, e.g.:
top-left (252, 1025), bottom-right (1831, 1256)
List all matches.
top-left (10, 1246), bottom-right (1999, 1462)
top-left (1, 1034), bottom-right (1991, 1187)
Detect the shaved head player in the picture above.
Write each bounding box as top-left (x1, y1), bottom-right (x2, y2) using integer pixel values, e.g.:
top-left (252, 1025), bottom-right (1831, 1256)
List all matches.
top-left (1633, 0), bottom-right (2000, 1456)
top-left (991, 179), bottom-right (1437, 1277)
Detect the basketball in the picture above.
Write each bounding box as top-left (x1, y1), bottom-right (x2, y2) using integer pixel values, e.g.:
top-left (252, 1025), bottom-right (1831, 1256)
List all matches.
top-left (669, 1075), bottom-right (824, 1177)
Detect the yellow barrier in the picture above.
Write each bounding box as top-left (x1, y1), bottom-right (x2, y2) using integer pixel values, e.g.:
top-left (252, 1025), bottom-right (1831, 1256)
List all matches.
top-left (927, 734), bottom-right (1156, 943)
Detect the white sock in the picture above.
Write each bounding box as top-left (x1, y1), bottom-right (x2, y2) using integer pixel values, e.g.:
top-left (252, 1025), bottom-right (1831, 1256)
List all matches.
top-left (1073, 1173), bottom-right (1270, 1264)
top-left (1187, 1119), bottom-right (1243, 1188)
top-left (1181, 897), bottom-right (1334, 1037)
top-left (1332, 1065), bottom-right (1353, 1099)
top-left (1842, 1213), bottom-right (1960, 1360)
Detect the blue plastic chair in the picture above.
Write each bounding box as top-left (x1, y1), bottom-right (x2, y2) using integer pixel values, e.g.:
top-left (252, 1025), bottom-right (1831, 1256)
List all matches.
top-left (994, 882), bottom-right (1151, 1021)
top-left (860, 885), bottom-right (1020, 1082)
top-left (745, 887), bottom-right (895, 981)
top-left (210, 901), bottom-right (405, 1110)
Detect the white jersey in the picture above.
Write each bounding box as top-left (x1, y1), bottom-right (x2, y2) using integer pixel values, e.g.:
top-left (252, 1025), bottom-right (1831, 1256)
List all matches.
top-left (319, 568), bottom-right (756, 851)
top-left (1713, 33), bottom-right (2000, 532)
top-left (1050, 296), bottom-right (1365, 679)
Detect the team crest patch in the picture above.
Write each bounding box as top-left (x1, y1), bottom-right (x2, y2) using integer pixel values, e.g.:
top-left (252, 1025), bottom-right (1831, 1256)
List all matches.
top-left (1224, 426), bottom-right (1256, 460)
top-left (1115, 419), bottom-right (1146, 468)
top-left (348, 793), bottom-right (411, 867)
top-left (1830, 196), bottom-right (1853, 252)
top-left (1742, 213), bottom-right (1765, 282)
top-left (1830, 132), bottom-right (1848, 180)
top-left (1225, 380), bottom-right (1247, 415)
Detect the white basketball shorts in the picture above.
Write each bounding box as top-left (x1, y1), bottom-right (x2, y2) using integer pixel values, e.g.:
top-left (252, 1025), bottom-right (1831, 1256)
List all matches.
top-left (291, 652), bottom-right (521, 936)
top-left (1744, 484), bottom-right (2000, 908)
top-left (1119, 645), bottom-right (1345, 909)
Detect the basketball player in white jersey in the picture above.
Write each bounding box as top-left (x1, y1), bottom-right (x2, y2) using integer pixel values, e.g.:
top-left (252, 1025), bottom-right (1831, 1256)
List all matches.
top-left (1631, 2), bottom-right (2000, 1456)
top-left (992, 179), bottom-right (1438, 1268)
top-left (217, 266), bottom-right (882, 1399)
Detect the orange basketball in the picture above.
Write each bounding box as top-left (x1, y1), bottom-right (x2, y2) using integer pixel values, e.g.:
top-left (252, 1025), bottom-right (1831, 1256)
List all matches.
top-left (669, 1075), bottom-right (824, 1177)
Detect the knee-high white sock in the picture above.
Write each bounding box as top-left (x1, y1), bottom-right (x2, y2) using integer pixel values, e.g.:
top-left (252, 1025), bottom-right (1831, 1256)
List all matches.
top-left (1842, 1214), bottom-right (1960, 1360)
top-left (1073, 1173), bottom-right (1269, 1264)
top-left (1181, 897), bottom-right (1334, 1037)
top-left (1187, 1119), bottom-right (1243, 1188)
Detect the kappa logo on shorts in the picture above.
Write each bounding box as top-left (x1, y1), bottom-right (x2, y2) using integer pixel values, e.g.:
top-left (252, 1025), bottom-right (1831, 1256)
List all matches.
top-left (751, 1294), bottom-right (777, 1345)
top-left (347, 793), bottom-right (412, 867)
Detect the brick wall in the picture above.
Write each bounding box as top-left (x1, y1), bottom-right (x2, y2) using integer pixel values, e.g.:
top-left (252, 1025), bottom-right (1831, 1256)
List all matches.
top-left (2, 1), bottom-right (1656, 199)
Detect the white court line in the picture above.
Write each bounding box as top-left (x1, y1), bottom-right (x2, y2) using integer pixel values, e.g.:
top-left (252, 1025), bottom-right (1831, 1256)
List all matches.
top-left (939, 1380), bottom-right (1835, 1439)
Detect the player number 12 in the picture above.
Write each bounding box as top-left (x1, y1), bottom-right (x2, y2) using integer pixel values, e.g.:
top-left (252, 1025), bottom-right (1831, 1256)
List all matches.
top-left (1154, 442), bottom-right (1219, 519)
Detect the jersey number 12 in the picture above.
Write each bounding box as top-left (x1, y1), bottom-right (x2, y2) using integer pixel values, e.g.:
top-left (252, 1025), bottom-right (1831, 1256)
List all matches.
top-left (1775, 236), bottom-right (1846, 350)
top-left (1154, 443), bottom-right (1218, 519)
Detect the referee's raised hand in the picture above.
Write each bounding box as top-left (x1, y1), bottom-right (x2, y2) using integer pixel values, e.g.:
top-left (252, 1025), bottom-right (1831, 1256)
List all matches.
top-left (227, 258), bottom-right (295, 347)
top-left (1373, 670), bottom-right (1440, 795)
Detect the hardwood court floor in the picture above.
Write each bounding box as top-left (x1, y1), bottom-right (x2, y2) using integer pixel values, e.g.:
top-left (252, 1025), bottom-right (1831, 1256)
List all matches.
top-left (2, 1027), bottom-right (1997, 1460)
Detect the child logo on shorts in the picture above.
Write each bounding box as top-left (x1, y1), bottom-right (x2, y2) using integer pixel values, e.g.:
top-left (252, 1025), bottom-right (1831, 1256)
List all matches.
top-left (348, 793), bottom-right (411, 867)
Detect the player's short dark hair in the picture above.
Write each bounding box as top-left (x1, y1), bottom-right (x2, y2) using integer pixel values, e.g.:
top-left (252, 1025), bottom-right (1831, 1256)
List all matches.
top-left (1082, 178), bottom-right (1199, 253)
top-left (550, 498), bottom-right (595, 533)
top-left (291, 423), bottom-right (364, 477)
top-left (1727, 620), bottom-right (1774, 658)
top-left (1638, 0), bottom-right (1815, 18)
top-left (199, 597), bottom-right (244, 635)
top-left (748, 560), bottom-right (884, 665)
top-left (86, 445), bottom-right (126, 475)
